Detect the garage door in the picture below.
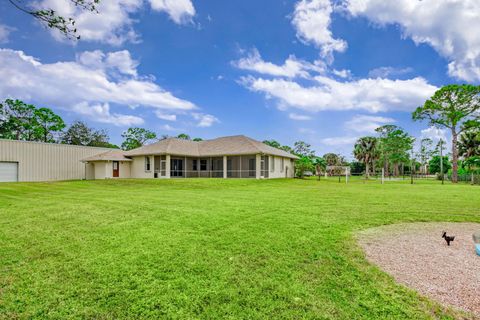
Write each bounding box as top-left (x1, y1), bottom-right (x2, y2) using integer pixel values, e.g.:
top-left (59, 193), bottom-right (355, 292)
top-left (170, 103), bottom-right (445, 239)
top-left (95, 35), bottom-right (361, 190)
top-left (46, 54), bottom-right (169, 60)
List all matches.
top-left (0, 162), bottom-right (18, 182)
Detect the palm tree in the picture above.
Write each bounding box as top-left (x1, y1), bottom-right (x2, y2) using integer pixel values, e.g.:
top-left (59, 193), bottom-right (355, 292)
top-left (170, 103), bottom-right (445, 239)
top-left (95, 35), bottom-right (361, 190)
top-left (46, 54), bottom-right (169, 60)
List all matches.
top-left (458, 129), bottom-right (480, 158)
top-left (354, 137), bottom-right (378, 179)
top-left (312, 157), bottom-right (326, 180)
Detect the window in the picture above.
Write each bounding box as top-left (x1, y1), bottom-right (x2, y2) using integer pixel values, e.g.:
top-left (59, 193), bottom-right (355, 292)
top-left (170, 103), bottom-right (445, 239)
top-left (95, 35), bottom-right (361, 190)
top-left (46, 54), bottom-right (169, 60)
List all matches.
top-left (193, 159), bottom-right (198, 171)
top-left (280, 158), bottom-right (284, 172)
top-left (145, 156), bottom-right (151, 172)
top-left (200, 159), bottom-right (207, 171)
top-left (270, 156), bottom-right (275, 172)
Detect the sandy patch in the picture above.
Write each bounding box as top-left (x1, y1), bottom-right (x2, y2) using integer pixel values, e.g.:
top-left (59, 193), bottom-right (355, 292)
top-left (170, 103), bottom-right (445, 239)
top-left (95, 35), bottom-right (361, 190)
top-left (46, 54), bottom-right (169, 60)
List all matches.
top-left (358, 222), bottom-right (480, 317)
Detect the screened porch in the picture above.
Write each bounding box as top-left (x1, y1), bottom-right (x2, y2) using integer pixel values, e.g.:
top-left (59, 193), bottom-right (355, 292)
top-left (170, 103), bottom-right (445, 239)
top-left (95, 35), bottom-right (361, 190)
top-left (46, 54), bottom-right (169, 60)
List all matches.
top-left (153, 155), bottom-right (270, 178)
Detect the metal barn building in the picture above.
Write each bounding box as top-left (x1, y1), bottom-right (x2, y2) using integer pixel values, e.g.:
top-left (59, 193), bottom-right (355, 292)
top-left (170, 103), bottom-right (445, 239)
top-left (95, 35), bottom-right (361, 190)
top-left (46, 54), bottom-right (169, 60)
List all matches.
top-left (0, 139), bottom-right (114, 182)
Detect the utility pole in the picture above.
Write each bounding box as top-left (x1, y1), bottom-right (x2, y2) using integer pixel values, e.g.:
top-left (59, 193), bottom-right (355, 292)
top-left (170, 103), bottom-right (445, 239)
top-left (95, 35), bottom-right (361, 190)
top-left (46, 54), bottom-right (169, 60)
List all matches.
top-left (410, 149), bottom-right (414, 185)
top-left (439, 139), bottom-right (444, 185)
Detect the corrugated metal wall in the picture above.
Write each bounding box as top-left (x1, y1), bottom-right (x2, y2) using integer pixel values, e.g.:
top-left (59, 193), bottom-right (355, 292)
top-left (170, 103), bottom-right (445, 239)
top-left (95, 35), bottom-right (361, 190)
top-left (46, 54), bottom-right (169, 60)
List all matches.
top-left (0, 139), bottom-right (115, 182)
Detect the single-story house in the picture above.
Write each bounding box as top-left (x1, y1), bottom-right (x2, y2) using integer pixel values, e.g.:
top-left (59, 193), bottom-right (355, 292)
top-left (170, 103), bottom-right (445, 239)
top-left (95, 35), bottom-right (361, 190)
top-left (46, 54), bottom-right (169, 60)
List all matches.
top-left (82, 135), bottom-right (298, 179)
top-left (0, 135), bottom-right (298, 182)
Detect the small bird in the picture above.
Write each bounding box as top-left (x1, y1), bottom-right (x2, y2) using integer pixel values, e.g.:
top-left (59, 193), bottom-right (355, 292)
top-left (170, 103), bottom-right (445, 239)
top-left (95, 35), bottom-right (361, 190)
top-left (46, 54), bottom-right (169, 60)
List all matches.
top-left (442, 231), bottom-right (455, 246)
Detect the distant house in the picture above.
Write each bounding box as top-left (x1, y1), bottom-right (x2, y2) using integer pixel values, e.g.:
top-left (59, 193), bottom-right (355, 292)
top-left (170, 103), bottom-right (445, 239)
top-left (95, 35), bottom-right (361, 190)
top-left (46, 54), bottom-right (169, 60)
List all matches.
top-left (82, 135), bottom-right (298, 180)
top-left (0, 135), bottom-right (297, 182)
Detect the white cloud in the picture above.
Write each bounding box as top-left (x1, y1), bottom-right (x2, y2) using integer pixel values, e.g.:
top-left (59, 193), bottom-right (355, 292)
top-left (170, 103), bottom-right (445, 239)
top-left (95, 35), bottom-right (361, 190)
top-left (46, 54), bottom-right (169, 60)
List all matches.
top-left (37, 0), bottom-right (143, 45)
top-left (368, 66), bottom-right (413, 79)
top-left (0, 49), bottom-right (196, 125)
top-left (192, 113), bottom-right (219, 127)
top-left (292, 0), bottom-right (347, 60)
top-left (345, 0), bottom-right (480, 82)
top-left (233, 48), bottom-right (325, 78)
top-left (0, 23), bottom-right (14, 43)
top-left (289, 113), bottom-right (312, 120)
top-left (35, 0), bottom-right (196, 45)
top-left (104, 51), bottom-right (139, 77)
top-left (332, 69), bottom-right (351, 79)
top-left (345, 115), bottom-right (395, 133)
top-left (77, 50), bottom-right (139, 77)
top-left (155, 111), bottom-right (177, 121)
top-left (421, 126), bottom-right (448, 143)
top-left (241, 75), bottom-right (437, 113)
top-left (72, 102), bottom-right (144, 126)
top-left (420, 126), bottom-right (450, 153)
top-left (149, 0), bottom-right (195, 24)
top-left (321, 136), bottom-right (358, 146)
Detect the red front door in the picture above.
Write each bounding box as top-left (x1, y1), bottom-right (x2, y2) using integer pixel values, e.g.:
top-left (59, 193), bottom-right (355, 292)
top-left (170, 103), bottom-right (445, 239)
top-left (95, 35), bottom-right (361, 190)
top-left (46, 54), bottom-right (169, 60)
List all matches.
top-left (113, 161), bottom-right (119, 177)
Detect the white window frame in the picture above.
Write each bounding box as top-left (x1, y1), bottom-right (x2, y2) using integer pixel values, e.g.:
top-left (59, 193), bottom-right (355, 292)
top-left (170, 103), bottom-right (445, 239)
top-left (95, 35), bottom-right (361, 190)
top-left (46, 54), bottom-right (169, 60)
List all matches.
top-left (270, 156), bottom-right (275, 172)
top-left (280, 158), bottom-right (284, 172)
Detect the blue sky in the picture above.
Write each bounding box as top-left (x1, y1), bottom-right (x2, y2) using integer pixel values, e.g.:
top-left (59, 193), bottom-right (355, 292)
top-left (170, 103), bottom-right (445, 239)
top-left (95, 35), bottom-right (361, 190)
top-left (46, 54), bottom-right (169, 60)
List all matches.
top-left (1, 0), bottom-right (479, 157)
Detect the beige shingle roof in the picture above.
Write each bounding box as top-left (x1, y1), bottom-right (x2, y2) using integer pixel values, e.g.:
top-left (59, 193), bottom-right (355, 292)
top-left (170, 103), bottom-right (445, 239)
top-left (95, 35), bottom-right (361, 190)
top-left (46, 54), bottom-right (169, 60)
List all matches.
top-left (125, 135), bottom-right (298, 159)
top-left (81, 149), bottom-right (132, 162)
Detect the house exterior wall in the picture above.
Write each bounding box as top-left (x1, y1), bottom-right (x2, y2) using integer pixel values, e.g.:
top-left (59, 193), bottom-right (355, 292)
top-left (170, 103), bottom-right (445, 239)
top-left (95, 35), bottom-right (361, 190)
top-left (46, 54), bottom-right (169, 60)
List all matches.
top-left (94, 162), bottom-right (107, 179)
top-left (285, 158), bottom-right (295, 178)
top-left (130, 155), bottom-right (154, 179)
top-left (0, 139), bottom-right (113, 182)
top-left (86, 163), bottom-right (95, 180)
top-left (267, 156), bottom-right (295, 178)
top-left (90, 161), bottom-right (131, 179)
top-left (119, 161), bottom-right (131, 178)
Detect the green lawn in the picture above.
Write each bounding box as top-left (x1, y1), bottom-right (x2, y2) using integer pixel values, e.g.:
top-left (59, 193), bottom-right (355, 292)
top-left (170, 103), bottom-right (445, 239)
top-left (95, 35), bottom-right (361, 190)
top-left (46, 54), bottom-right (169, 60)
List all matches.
top-left (0, 178), bottom-right (479, 319)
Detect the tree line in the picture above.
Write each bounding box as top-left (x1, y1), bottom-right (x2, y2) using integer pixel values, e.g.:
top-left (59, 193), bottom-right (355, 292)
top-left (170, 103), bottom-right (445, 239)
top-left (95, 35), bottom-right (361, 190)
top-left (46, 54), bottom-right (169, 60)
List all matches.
top-left (263, 85), bottom-right (480, 183)
top-left (352, 84), bottom-right (480, 183)
top-left (0, 99), bottom-right (201, 150)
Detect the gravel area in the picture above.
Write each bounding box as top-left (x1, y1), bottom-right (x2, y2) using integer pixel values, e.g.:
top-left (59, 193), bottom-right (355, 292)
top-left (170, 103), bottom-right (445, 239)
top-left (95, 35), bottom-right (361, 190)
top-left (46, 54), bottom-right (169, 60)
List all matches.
top-left (358, 222), bottom-right (480, 317)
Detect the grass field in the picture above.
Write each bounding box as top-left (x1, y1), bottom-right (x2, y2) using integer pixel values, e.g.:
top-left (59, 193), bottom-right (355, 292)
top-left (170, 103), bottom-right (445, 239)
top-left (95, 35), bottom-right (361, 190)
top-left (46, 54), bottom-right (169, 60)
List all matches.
top-left (1, 178), bottom-right (479, 319)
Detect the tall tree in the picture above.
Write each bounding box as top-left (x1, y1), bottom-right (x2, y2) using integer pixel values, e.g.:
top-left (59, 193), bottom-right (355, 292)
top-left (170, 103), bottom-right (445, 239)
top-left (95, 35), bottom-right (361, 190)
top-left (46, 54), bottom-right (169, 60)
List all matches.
top-left (0, 99), bottom-right (36, 140)
top-left (323, 153), bottom-right (347, 176)
top-left (375, 125), bottom-right (414, 176)
top-left (33, 108), bottom-right (66, 142)
top-left (263, 140), bottom-right (281, 149)
top-left (312, 157), bottom-right (326, 180)
top-left (295, 156), bottom-right (314, 179)
top-left (121, 127), bottom-right (157, 150)
top-left (353, 137), bottom-right (378, 179)
top-left (280, 145), bottom-right (294, 154)
top-left (323, 153), bottom-right (340, 166)
top-left (1, 99), bottom-right (66, 143)
top-left (413, 84), bottom-right (480, 182)
top-left (417, 138), bottom-right (434, 175)
top-left (8, 0), bottom-right (100, 40)
top-left (62, 121), bottom-right (115, 147)
top-left (293, 141), bottom-right (315, 158)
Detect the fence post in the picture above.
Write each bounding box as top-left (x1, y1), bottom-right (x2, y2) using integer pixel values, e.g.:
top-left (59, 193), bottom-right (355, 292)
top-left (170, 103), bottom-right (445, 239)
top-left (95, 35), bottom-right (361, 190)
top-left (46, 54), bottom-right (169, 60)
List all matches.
top-left (381, 168), bottom-right (384, 184)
